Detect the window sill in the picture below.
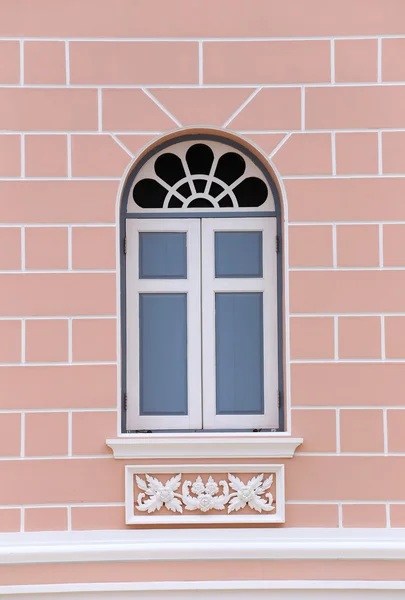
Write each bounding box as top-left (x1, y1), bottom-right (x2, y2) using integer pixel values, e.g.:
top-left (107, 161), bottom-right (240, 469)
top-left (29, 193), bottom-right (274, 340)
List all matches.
top-left (106, 433), bottom-right (303, 459)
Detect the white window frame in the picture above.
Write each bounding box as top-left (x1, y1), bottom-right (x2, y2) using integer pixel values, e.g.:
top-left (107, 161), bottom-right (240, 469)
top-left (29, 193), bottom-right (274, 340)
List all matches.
top-left (126, 219), bottom-right (202, 431)
top-left (201, 218), bottom-right (278, 430)
top-left (125, 216), bottom-right (278, 432)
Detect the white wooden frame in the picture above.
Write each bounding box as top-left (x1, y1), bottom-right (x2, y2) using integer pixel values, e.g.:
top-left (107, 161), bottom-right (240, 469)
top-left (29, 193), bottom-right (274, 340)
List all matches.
top-left (125, 463), bottom-right (285, 525)
top-left (126, 219), bottom-right (202, 430)
top-left (201, 218), bottom-right (278, 430)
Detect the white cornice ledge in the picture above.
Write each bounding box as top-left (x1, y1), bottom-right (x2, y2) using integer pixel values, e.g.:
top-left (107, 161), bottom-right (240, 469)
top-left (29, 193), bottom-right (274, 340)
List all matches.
top-left (1, 529), bottom-right (405, 565)
top-left (106, 434), bottom-right (303, 459)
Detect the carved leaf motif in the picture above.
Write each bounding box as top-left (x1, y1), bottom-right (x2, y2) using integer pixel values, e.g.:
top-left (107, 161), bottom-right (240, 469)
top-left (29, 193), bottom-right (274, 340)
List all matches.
top-left (135, 472), bottom-right (275, 515)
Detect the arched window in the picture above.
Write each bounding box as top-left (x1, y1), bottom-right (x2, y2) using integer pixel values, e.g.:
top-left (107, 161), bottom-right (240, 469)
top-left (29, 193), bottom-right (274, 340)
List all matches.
top-left (120, 134), bottom-right (284, 433)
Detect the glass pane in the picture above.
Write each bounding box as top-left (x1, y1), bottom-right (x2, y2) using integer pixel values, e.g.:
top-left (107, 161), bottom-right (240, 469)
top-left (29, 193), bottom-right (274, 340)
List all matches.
top-left (139, 293), bottom-right (188, 416)
top-left (215, 292), bottom-right (264, 415)
top-left (215, 231), bottom-right (263, 278)
top-left (139, 232), bottom-right (187, 279)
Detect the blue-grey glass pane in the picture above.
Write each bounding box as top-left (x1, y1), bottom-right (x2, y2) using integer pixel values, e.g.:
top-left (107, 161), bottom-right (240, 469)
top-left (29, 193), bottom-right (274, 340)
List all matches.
top-left (215, 292), bottom-right (264, 415)
top-left (139, 293), bottom-right (187, 416)
top-left (139, 232), bottom-right (187, 279)
top-left (215, 231), bottom-right (262, 278)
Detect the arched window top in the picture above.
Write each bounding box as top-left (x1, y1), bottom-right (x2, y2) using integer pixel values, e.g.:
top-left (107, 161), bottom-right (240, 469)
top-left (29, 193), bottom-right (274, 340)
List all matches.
top-left (125, 137), bottom-right (276, 214)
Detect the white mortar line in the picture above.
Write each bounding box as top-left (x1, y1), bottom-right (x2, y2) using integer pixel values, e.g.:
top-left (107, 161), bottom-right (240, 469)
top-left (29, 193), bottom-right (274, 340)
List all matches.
top-left (67, 506), bottom-right (72, 531)
top-left (2, 502), bottom-right (125, 509)
top-left (379, 223), bottom-right (384, 267)
top-left (377, 37), bottom-right (382, 83)
top-left (383, 408), bottom-right (388, 455)
top-left (289, 265), bottom-right (405, 271)
top-left (68, 410), bottom-right (72, 457)
top-left (65, 41), bottom-right (70, 85)
top-left (335, 408), bottom-right (341, 453)
top-left (20, 507), bottom-right (24, 533)
top-left (19, 40), bottom-right (24, 85)
top-left (290, 220), bottom-right (405, 226)
top-left (142, 88), bottom-right (181, 127)
top-left (68, 317), bottom-right (73, 363)
top-left (386, 503), bottom-right (391, 528)
top-left (290, 358), bottom-right (405, 363)
top-left (330, 39), bottom-right (335, 84)
top-left (199, 41), bottom-right (203, 85)
top-left (378, 130), bottom-right (383, 174)
top-left (21, 318), bottom-right (25, 364)
top-left (20, 227), bottom-right (25, 271)
top-left (0, 269), bottom-right (116, 273)
top-left (3, 80), bottom-right (405, 88)
top-left (0, 315), bottom-right (116, 320)
top-left (0, 35), bottom-right (404, 41)
top-left (222, 87), bottom-right (261, 128)
top-left (334, 316), bottom-right (339, 360)
top-left (67, 226), bottom-right (73, 270)
top-left (20, 134), bottom-right (25, 178)
top-left (20, 412), bottom-right (25, 458)
top-left (332, 224), bottom-right (337, 267)
top-left (331, 131), bottom-right (336, 176)
top-left (268, 133), bottom-right (292, 159)
top-left (67, 133), bottom-right (72, 178)
top-left (338, 503), bottom-right (343, 528)
top-left (0, 360), bottom-right (117, 366)
top-left (380, 315), bottom-right (386, 360)
top-left (0, 408), bottom-right (117, 414)
top-left (300, 87), bottom-right (305, 130)
top-left (110, 133), bottom-right (134, 158)
top-left (97, 88), bottom-right (102, 132)
top-left (293, 406), bottom-right (405, 410)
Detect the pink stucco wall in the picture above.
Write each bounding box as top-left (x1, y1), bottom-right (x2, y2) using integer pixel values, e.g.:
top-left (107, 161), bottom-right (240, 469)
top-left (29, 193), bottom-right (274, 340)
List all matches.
top-left (1, 2), bottom-right (405, 583)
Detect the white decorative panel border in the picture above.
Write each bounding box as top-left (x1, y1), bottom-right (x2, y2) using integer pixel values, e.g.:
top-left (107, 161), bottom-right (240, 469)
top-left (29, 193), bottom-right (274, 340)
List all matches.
top-left (125, 463), bottom-right (285, 525)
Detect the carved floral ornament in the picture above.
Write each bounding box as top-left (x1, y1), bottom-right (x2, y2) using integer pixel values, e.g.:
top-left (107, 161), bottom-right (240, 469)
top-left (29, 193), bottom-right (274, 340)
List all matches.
top-left (135, 472), bottom-right (275, 514)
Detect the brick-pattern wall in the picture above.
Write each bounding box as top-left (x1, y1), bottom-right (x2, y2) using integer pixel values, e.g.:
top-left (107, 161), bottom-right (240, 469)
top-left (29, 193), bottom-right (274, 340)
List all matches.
top-left (0, 0), bottom-right (405, 533)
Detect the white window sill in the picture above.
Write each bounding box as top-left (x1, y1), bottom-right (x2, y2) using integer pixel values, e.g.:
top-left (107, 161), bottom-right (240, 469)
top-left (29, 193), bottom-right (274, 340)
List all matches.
top-left (106, 433), bottom-right (303, 459)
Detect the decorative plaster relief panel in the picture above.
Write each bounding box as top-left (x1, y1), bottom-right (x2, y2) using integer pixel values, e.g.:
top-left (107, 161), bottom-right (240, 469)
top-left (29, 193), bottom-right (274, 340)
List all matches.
top-left (125, 464), bottom-right (285, 525)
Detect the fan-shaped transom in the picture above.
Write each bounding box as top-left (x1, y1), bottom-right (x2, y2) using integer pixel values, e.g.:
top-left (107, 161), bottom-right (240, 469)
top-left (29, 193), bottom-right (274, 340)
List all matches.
top-left (126, 139), bottom-right (276, 213)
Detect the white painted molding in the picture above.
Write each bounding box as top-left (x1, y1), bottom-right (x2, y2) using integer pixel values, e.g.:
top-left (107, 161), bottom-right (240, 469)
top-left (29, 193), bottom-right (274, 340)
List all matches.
top-left (3, 580), bottom-right (405, 598)
top-left (2, 528), bottom-right (405, 566)
top-left (106, 434), bottom-right (303, 459)
top-left (125, 463), bottom-right (285, 524)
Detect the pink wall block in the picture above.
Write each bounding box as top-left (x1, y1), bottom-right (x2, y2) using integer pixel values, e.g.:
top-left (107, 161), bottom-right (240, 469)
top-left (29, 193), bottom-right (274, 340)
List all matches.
top-left (151, 88), bottom-right (254, 127)
top-left (0, 41), bottom-right (20, 84)
top-left (290, 317), bottom-right (334, 360)
top-left (287, 179), bottom-right (405, 222)
top-left (385, 316), bottom-right (405, 359)
top-left (25, 319), bottom-right (68, 363)
top-left (0, 320), bottom-right (21, 363)
top-left (340, 409), bottom-right (384, 453)
top-left (102, 89), bottom-right (177, 132)
top-left (291, 363), bottom-right (405, 407)
top-left (342, 504), bottom-right (386, 528)
top-left (0, 228), bottom-right (21, 270)
top-left (24, 42), bottom-right (66, 85)
top-left (383, 224), bottom-right (405, 266)
top-left (25, 227), bottom-right (68, 271)
top-left (25, 412), bottom-right (68, 457)
top-left (25, 135), bottom-right (68, 178)
top-left (0, 365), bottom-right (117, 409)
top-left (382, 132), bottom-right (405, 174)
top-left (0, 181), bottom-right (118, 224)
top-left (70, 42), bottom-right (198, 85)
top-left (338, 316), bottom-right (381, 360)
top-left (334, 39), bottom-right (378, 83)
top-left (72, 411), bottom-right (117, 455)
top-left (0, 135), bottom-right (21, 177)
top-left (0, 89), bottom-right (98, 131)
top-left (0, 413), bottom-right (21, 456)
top-left (390, 505), bottom-right (405, 528)
top-left (0, 509), bottom-right (20, 533)
top-left (71, 227), bottom-right (115, 270)
top-left (203, 41), bottom-right (330, 84)
top-left (71, 506), bottom-right (125, 530)
top-left (284, 504), bottom-right (339, 528)
top-left (387, 410), bottom-right (405, 453)
top-left (335, 132), bottom-right (378, 175)
top-left (288, 225), bottom-right (333, 268)
top-left (228, 88), bottom-right (301, 131)
top-left (273, 133), bottom-right (332, 176)
top-left (382, 38), bottom-right (405, 81)
top-left (24, 507), bottom-right (68, 532)
top-left (291, 409), bottom-right (336, 453)
top-left (71, 135), bottom-right (130, 177)
top-left (72, 318), bottom-right (116, 362)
